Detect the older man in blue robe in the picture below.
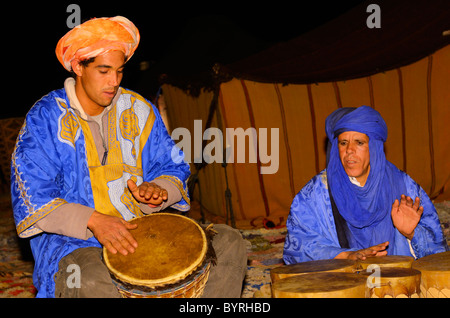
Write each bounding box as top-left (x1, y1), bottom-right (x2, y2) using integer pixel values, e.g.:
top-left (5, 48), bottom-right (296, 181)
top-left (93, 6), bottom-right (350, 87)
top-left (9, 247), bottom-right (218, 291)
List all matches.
top-left (284, 106), bottom-right (448, 263)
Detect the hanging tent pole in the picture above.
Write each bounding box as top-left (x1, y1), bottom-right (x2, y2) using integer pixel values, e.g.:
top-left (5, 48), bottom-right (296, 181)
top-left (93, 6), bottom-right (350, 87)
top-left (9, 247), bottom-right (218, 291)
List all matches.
top-left (187, 64), bottom-right (236, 227)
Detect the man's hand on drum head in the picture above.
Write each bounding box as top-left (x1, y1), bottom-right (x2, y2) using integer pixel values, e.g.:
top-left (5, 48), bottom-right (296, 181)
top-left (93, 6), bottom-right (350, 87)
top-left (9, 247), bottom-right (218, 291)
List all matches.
top-left (87, 211), bottom-right (138, 256)
top-left (127, 179), bottom-right (168, 207)
top-left (335, 241), bottom-right (389, 260)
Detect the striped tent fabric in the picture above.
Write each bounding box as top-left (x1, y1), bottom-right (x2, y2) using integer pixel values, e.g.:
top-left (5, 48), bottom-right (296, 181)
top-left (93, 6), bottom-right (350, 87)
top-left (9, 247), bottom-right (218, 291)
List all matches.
top-left (161, 45), bottom-right (450, 227)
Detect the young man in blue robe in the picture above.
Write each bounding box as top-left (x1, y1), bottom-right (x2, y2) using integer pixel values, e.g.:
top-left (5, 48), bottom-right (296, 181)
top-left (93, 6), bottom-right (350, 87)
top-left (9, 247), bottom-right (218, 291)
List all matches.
top-left (11, 16), bottom-right (246, 297)
top-left (284, 106), bottom-right (448, 263)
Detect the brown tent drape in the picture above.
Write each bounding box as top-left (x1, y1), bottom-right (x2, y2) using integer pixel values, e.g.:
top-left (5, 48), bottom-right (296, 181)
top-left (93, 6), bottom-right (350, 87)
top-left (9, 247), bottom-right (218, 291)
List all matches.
top-left (159, 0), bottom-right (450, 227)
top-left (162, 45), bottom-right (449, 228)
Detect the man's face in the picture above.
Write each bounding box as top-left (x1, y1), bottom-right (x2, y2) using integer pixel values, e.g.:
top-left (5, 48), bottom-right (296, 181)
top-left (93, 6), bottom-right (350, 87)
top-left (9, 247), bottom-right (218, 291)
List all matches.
top-left (73, 50), bottom-right (125, 114)
top-left (338, 131), bottom-right (371, 186)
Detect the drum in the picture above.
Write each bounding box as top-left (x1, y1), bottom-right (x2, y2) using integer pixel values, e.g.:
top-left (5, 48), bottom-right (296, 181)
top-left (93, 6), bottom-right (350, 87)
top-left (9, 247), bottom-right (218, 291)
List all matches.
top-left (359, 267), bottom-right (421, 298)
top-left (357, 255), bottom-right (414, 270)
top-left (103, 213), bottom-right (210, 298)
top-left (270, 259), bottom-right (356, 283)
top-left (272, 272), bottom-right (368, 298)
top-left (412, 251), bottom-right (450, 298)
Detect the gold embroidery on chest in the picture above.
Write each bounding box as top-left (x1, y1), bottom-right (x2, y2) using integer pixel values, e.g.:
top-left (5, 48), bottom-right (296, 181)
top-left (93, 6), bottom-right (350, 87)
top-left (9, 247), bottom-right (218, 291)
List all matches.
top-left (57, 99), bottom-right (80, 148)
top-left (119, 97), bottom-right (140, 160)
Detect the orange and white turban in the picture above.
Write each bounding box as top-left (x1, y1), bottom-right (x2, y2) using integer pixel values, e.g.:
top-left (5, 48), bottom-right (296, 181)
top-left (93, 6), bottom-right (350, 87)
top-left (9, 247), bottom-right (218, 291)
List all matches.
top-left (56, 16), bottom-right (140, 71)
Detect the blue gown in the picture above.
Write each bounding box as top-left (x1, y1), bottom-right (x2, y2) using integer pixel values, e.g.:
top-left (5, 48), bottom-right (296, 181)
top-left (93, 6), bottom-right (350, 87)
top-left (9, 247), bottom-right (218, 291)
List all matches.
top-left (283, 169), bottom-right (448, 264)
top-left (11, 87), bottom-right (190, 297)
top-left (284, 106), bottom-right (448, 264)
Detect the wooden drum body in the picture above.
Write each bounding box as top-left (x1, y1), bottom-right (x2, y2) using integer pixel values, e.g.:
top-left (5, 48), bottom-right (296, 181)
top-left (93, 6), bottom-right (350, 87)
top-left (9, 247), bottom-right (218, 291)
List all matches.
top-left (271, 253), bottom-right (450, 298)
top-left (103, 213), bottom-right (210, 298)
top-left (360, 267), bottom-right (421, 298)
top-left (412, 251), bottom-right (450, 298)
top-left (271, 259), bottom-right (365, 298)
top-left (271, 255), bottom-right (420, 298)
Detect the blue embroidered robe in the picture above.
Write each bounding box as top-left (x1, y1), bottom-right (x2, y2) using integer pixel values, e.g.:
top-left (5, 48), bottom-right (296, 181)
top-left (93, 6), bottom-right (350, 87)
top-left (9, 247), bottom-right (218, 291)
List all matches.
top-left (11, 87), bottom-right (190, 297)
top-left (283, 169), bottom-right (448, 263)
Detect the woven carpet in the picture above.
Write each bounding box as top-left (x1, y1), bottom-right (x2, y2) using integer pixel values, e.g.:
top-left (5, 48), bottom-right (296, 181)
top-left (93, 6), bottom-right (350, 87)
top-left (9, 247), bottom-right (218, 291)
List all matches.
top-left (240, 227), bottom-right (286, 298)
top-left (0, 194), bottom-right (36, 298)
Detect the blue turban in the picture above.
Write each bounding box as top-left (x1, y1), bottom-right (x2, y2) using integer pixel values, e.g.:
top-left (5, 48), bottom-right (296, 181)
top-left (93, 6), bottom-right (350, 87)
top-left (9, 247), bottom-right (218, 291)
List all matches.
top-left (325, 106), bottom-right (406, 250)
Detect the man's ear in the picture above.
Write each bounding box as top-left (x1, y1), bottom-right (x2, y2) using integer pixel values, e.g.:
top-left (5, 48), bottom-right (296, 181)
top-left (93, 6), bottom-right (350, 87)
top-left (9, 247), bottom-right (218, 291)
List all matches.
top-left (71, 59), bottom-right (83, 77)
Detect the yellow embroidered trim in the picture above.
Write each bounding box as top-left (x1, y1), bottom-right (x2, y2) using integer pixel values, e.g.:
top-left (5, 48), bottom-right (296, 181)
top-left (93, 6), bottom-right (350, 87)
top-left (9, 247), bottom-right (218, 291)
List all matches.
top-left (154, 175), bottom-right (190, 207)
top-left (16, 198), bottom-right (67, 238)
top-left (119, 97), bottom-right (140, 160)
top-left (77, 111), bottom-right (101, 167)
top-left (106, 102), bottom-right (123, 165)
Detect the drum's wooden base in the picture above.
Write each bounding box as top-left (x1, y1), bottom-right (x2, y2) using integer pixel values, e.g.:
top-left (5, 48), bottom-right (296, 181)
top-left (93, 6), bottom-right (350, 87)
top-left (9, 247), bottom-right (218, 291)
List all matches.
top-left (420, 287), bottom-right (450, 298)
top-left (113, 262), bottom-right (211, 298)
top-left (370, 293), bottom-right (420, 298)
top-left (360, 267), bottom-right (421, 298)
top-left (272, 272), bottom-right (367, 298)
top-left (412, 251), bottom-right (450, 298)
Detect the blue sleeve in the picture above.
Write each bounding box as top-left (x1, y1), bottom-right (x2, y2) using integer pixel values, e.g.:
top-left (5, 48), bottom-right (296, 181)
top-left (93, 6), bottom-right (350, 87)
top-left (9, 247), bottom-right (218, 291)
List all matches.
top-left (406, 177), bottom-right (449, 258)
top-left (283, 172), bottom-right (358, 263)
top-left (11, 95), bottom-right (70, 238)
